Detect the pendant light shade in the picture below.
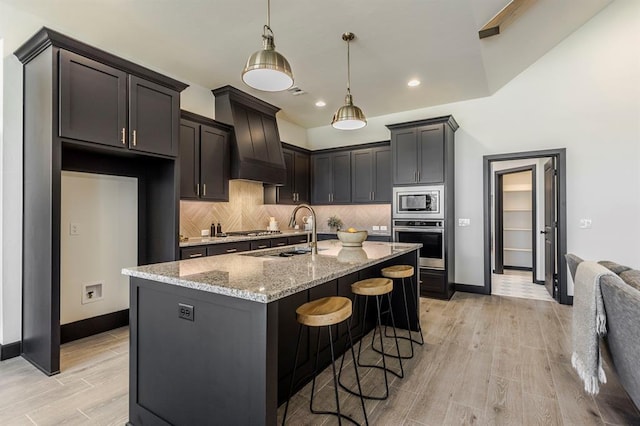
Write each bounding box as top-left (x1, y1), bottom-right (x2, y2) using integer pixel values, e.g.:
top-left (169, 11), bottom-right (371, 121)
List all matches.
top-left (332, 32), bottom-right (366, 130)
top-left (242, 0), bottom-right (293, 92)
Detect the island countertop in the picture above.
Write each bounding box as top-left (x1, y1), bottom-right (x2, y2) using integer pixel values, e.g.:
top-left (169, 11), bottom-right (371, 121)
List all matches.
top-left (122, 240), bottom-right (421, 303)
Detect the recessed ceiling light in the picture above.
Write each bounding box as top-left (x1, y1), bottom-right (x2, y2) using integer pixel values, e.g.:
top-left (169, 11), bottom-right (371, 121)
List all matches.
top-left (315, 100), bottom-right (326, 107)
top-left (407, 79), bottom-right (421, 87)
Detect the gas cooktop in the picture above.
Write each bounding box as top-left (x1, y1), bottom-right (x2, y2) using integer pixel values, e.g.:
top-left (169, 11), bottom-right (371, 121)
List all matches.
top-left (225, 230), bottom-right (282, 237)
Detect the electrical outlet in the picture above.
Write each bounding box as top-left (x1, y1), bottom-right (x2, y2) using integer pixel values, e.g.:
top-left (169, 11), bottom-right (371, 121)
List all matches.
top-left (458, 218), bottom-right (471, 227)
top-left (178, 303), bottom-right (194, 321)
top-left (380, 225), bottom-right (388, 231)
top-left (372, 225), bottom-right (380, 231)
top-left (201, 229), bottom-right (210, 237)
top-left (70, 222), bottom-right (80, 235)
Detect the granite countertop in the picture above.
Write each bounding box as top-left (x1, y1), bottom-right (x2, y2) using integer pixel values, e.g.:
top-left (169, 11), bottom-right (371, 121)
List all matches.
top-left (123, 240), bottom-right (421, 303)
top-left (179, 229), bottom-right (311, 247)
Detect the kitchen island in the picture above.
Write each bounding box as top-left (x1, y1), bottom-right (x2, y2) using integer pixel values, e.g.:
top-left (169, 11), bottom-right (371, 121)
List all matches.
top-left (123, 239), bottom-right (421, 426)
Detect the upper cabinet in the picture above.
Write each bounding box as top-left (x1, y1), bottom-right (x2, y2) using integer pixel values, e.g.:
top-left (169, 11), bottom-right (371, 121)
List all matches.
top-left (180, 112), bottom-right (231, 202)
top-left (351, 146), bottom-right (391, 203)
top-left (58, 50), bottom-right (181, 157)
top-left (311, 151), bottom-right (352, 204)
top-left (388, 117), bottom-right (458, 186)
top-left (264, 145), bottom-right (310, 205)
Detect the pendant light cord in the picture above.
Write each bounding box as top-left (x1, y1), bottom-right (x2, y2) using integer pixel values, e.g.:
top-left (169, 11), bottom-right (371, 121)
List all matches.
top-left (346, 39), bottom-right (351, 95)
top-left (263, 0), bottom-right (273, 38)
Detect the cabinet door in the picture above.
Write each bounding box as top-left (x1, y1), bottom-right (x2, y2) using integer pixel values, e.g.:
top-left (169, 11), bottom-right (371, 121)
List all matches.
top-left (293, 151), bottom-right (310, 203)
top-left (331, 152), bottom-right (351, 203)
top-left (392, 128), bottom-right (418, 184)
top-left (129, 75), bottom-right (180, 157)
top-left (372, 146), bottom-right (392, 202)
top-left (59, 50), bottom-right (127, 148)
top-left (418, 124), bottom-right (444, 184)
top-left (351, 148), bottom-right (374, 203)
top-left (311, 154), bottom-right (332, 204)
top-left (200, 124), bottom-right (229, 201)
top-left (278, 150), bottom-right (295, 204)
top-left (179, 120), bottom-right (200, 200)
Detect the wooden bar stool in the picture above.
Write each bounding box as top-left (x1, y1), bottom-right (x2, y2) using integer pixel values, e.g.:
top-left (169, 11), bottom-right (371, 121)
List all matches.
top-left (379, 265), bottom-right (424, 359)
top-left (282, 296), bottom-right (368, 426)
top-left (339, 278), bottom-right (404, 401)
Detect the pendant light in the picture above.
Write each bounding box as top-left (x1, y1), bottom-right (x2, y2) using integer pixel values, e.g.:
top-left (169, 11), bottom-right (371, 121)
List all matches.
top-left (332, 32), bottom-right (367, 130)
top-left (242, 0), bottom-right (294, 92)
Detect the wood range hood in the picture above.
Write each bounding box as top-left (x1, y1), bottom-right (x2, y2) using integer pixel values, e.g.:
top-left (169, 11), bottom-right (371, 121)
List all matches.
top-left (212, 86), bottom-right (287, 185)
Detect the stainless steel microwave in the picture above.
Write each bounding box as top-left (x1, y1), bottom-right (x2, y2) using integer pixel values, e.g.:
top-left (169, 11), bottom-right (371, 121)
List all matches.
top-left (392, 185), bottom-right (444, 219)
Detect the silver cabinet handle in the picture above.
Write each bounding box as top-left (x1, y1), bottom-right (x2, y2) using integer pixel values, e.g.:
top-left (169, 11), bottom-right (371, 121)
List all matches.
top-left (203, 184), bottom-right (206, 196)
top-left (417, 170), bottom-right (421, 181)
top-left (196, 184), bottom-right (200, 196)
top-left (132, 130), bottom-right (137, 146)
top-left (257, 245), bottom-right (268, 249)
top-left (372, 191), bottom-right (375, 201)
top-left (275, 242), bottom-right (286, 246)
top-left (226, 248), bottom-right (238, 253)
top-left (121, 128), bottom-right (126, 145)
top-left (189, 253), bottom-right (203, 258)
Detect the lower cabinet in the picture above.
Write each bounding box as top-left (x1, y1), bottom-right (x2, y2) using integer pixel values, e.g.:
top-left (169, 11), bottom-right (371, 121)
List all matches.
top-left (207, 241), bottom-right (251, 256)
top-left (179, 235), bottom-right (311, 259)
top-left (179, 246), bottom-right (207, 260)
top-left (419, 269), bottom-right (454, 300)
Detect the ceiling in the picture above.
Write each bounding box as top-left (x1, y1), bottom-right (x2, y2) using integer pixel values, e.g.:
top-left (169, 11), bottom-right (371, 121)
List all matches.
top-left (3, 0), bottom-right (612, 128)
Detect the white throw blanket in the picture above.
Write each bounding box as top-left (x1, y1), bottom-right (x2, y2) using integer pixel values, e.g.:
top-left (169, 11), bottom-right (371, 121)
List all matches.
top-left (572, 261), bottom-right (615, 394)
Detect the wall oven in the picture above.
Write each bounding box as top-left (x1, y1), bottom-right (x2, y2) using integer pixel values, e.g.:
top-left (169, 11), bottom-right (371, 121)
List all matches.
top-left (393, 219), bottom-right (445, 269)
top-left (393, 185), bottom-right (444, 219)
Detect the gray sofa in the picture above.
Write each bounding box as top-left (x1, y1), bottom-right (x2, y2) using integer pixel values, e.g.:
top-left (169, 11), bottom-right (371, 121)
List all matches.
top-left (566, 254), bottom-right (640, 409)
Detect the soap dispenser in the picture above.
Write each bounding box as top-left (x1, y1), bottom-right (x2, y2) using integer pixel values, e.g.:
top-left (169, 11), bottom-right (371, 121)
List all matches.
top-left (210, 223), bottom-right (216, 238)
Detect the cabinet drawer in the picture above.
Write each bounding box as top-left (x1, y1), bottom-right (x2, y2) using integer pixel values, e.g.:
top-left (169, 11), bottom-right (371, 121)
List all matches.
top-left (419, 269), bottom-right (453, 299)
top-left (287, 235), bottom-right (309, 245)
top-left (180, 246), bottom-right (207, 260)
top-left (207, 241), bottom-right (251, 256)
top-left (250, 240), bottom-right (271, 251)
top-left (270, 237), bottom-right (289, 248)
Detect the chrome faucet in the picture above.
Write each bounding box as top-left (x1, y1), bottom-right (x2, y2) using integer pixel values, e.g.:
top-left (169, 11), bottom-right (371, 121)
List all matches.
top-left (288, 204), bottom-right (318, 254)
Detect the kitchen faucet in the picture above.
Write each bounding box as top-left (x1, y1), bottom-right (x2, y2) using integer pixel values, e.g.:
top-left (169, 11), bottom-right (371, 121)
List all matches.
top-left (288, 204), bottom-right (318, 254)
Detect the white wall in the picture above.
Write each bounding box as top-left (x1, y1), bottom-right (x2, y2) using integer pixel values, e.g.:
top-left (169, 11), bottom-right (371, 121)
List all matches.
top-left (181, 84), bottom-right (215, 119)
top-left (0, 37), bottom-right (4, 344)
top-left (60, 172), bottom-right (136, 324)
top-left (307, 0), bottom-right (640, 295)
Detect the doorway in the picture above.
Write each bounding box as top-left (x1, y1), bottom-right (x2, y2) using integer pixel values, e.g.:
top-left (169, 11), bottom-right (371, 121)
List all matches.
top-left (483, 149), bottom-right (569, 304)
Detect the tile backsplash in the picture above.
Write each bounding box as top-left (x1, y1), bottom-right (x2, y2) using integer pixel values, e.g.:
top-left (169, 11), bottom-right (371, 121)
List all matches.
top-left (180, 180), bottom-right (391, 237)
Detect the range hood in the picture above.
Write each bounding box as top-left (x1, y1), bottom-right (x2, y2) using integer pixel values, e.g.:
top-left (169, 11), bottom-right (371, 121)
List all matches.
top-left (212, 86), bottom-right (286, 185)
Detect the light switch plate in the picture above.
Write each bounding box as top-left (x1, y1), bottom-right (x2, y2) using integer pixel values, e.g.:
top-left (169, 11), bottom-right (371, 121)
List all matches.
top-left (458, 218), bottom-right (471, 227)
top-left (201, 229), bottom-right (210, 237)
top-left (69, 222), bottom-right (80, 235)
top-left (579, 219), bottom-right (592, 229)
top-left (380, 225), bottom-right (388, 231)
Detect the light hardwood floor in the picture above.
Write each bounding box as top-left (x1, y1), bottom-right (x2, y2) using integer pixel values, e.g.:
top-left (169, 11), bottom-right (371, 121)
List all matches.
top-left (1, 293), bottom-right (638, 425)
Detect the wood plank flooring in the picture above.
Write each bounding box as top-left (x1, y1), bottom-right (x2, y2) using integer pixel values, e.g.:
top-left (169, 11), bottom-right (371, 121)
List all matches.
top-left (1, 293), bottom-right (639, 425)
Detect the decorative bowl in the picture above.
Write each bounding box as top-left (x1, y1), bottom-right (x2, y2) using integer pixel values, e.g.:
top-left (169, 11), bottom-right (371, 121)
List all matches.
top-left (336, 230), bottom-right (368, 247)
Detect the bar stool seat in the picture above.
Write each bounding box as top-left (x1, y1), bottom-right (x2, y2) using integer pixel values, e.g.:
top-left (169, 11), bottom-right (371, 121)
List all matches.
top-left (339, 277), bottom-right (403, 401)
top-left (296, 296), bottom-right (352, 327)
top-left (379, 264), bottom-right (424, 359)
top-left (351, 278), bottom-right (394, 296)
top-left (283, 296), bottom-right (368, 425)
top-left (381, 265), bottom-right (414, 279)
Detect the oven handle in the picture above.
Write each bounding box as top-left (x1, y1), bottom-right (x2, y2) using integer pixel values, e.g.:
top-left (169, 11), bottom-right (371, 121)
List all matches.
top-left (394, 227), bottom-right (444, 233)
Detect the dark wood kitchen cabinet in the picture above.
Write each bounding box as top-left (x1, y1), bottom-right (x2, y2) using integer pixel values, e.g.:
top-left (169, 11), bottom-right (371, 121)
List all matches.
top-left (59, 49), bottom-right (180, 157)
top-left (388, 117), bottom-right (457, 185)
top-left (351, 146), bottom-right (391, 203)
top-left (311, 151), bottom-right (351, 204)
top-left (179, 112), bottom-right (231, 201)
top-left (264, 144), bottom-right (310, 205)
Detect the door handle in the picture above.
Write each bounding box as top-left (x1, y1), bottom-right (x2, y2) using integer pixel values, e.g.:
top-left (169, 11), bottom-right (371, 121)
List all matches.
top-left (189, 253), bottom-right (203, 258)
top-left (540, 230), bottom-right (548, 234)
top-left (226, 248), bottom-right (238, 253)
top-left (132, 130), bottom-right (137, 146)
top-left (202, 184), bottom-right (206, 196)
top-left (257, 245), bottom-right (268, 249)
top-left (196, 184), bottom-right (200, 196)
top-left (121, 128), bottom-right (126, 145)
top-left (275, 242), bottom-right (286, 246)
